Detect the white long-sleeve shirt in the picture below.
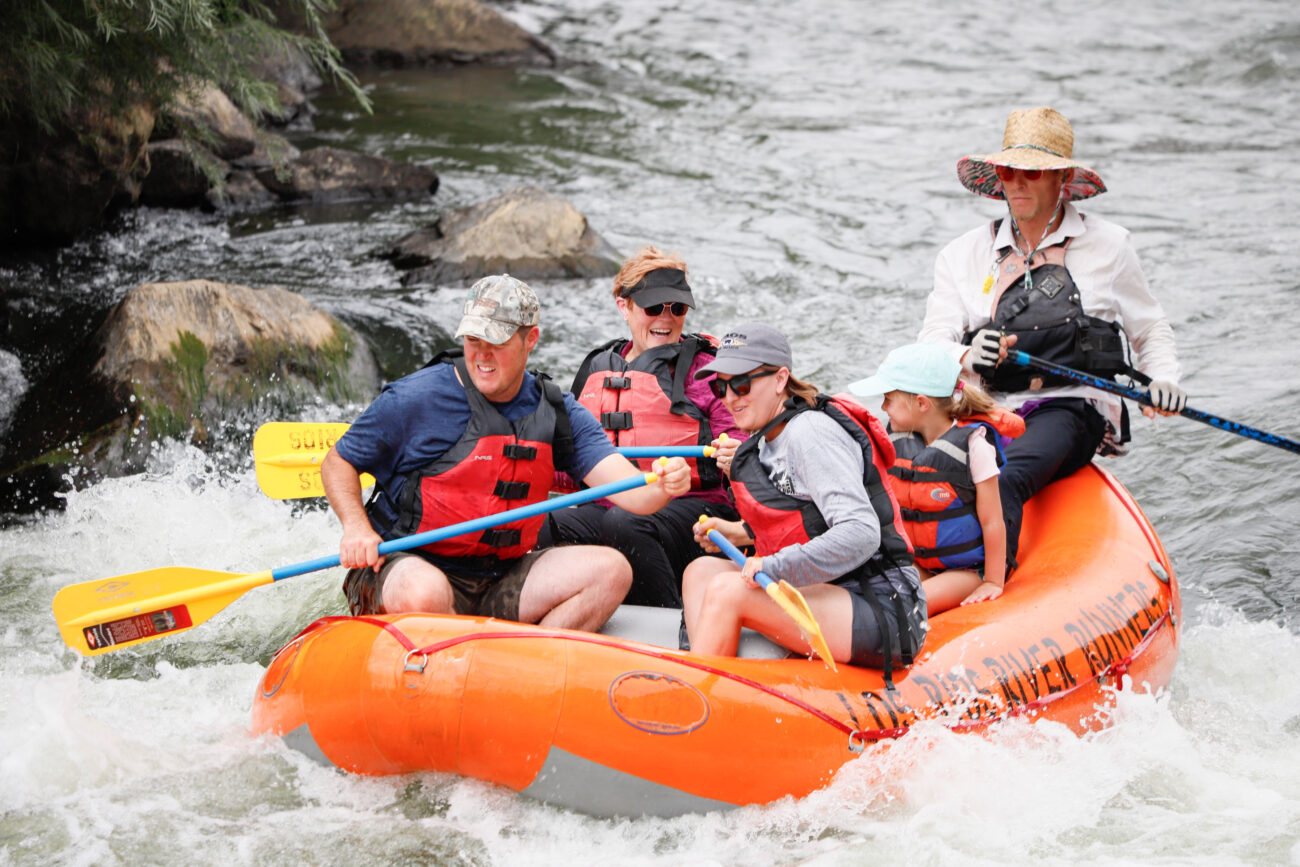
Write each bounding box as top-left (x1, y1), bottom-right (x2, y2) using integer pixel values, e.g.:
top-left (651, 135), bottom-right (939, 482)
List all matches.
top-left (918, 203), bottom-right (1180, 435)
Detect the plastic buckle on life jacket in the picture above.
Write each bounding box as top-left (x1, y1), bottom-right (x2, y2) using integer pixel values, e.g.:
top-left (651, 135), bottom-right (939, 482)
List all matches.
top-left (480, 528), bottom-right (522, 548)
top-left (601, 411), bottom-right (633, 431)
top-left (603, 376), bottom-right (632, 389)
top-left (493, 480), bottom-right (531, 499)
top-left (502, 443), bottom-right (537, 460)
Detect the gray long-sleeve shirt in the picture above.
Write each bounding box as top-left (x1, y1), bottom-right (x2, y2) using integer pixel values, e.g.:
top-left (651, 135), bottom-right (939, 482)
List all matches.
top-left (757, 411), bottom-right (881, 588)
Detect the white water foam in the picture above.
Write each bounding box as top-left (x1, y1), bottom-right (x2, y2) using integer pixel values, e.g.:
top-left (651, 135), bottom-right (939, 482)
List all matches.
top-left (5, 460), bottom-right (1300, 864)
top-left (0, 349), bottom-right (28, 438)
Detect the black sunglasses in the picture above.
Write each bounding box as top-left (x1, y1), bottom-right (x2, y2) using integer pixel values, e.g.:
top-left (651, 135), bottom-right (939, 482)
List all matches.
top-left (708, 368), bottom-right (779, 399)
top-left (639, 301), bottom-right (690, 317)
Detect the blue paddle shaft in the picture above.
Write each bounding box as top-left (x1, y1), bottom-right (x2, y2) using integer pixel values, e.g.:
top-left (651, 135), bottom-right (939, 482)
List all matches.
top-left (271, 472), bottom-right (656, 581)
top-left (706, 528), bottom-right (775, 590)
top-left (1010, 351), bottom-right (1300, 455)
top-left (619, 446), bottom-right (707, 458)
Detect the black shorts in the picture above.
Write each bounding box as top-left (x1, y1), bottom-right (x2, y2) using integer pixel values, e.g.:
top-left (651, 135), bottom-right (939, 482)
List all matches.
top-left (839, 568), bottom-right (928, 669)
top-left (342, 549), bottom-right (546, 621)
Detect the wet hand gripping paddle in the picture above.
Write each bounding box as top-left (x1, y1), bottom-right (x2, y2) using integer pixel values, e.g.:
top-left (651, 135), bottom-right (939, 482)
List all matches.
top-left (52, 471), bottom-right (662, 656)
top-left (1009, 352), bottom-right (1300, 454)
top-left (699, 517), bottom-right (838, 672)
top-left (253, 422), bottom-right (715, 499)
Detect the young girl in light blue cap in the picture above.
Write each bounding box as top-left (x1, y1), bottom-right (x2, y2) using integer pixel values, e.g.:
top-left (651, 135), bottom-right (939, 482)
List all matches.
top-left (849, 343), bottom-right (1021, 615)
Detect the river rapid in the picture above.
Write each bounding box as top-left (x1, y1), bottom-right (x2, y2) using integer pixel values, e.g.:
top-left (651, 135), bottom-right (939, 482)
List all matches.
top-left (4, 1), bottom-right (1300, 864)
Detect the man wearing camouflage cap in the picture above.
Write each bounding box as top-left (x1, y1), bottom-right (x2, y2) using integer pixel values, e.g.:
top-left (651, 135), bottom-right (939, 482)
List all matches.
top-left (322, 274), bottom-right (691, 631)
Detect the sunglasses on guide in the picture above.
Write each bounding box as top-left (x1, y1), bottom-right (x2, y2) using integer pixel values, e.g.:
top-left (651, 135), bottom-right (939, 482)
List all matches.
top-left (995, 165), bottom-right (1045, 182)
top-left (638, 301), bottom-right (690, 317)
top-left (708, 368), bottom-right (779, 399)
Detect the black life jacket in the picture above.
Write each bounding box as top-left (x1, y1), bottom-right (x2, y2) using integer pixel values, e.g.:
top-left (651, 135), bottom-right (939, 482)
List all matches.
top-left (963, 218), bottom-right (1143, 393)
top-left (728, 394), bottom-right (923, 681)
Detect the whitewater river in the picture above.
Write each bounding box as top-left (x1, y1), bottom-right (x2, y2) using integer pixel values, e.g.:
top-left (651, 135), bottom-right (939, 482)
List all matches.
top-left (4, 0), bottom-right (1300, 863)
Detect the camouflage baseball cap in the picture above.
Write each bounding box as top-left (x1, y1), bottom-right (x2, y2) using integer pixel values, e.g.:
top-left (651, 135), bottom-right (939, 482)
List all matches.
top-left (453, 275), bottom-right (541, 344)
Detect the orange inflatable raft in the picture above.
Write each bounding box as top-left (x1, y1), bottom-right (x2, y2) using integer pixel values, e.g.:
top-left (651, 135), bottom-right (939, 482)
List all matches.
top-left (250, 465), bottom-right (1180, 817)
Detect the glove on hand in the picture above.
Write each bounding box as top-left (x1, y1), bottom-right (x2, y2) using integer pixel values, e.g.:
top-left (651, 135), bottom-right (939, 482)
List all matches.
top-left (967, 329), bottom-right (1003, 373)
top-left (1147, 381), bottom-right (1187, 413)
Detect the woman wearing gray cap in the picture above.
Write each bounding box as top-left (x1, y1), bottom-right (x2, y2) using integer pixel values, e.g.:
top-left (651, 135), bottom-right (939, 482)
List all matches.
top-left (683, 323), bottom-right (927, 677)
top-left (539, 247), bottom-right (745, 607)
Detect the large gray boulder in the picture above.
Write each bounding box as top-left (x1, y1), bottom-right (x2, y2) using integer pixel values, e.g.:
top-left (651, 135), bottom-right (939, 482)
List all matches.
top-left (390, 185), bottom-right (621, 285)
top-left (324, 0), bottom-right (556, 66)
top-left (0, 280), bottom-right (382, 509)
top-left (92, 280), bottom-right (381, 416)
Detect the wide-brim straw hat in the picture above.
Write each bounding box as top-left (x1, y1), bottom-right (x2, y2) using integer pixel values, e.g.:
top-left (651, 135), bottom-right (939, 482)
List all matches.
top-left (956, 107), bottom-right (1107, 201)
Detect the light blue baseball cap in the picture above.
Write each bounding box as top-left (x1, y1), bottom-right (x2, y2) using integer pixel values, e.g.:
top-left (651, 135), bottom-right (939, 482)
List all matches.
top-left (847, 343), bottom-right (962, 398)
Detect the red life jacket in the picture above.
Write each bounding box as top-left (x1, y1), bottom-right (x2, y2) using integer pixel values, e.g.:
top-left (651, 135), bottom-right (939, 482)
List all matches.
top-left (728, 393), bottom-right (914, 570)
top-left (572, 334), bottom-right (721, 490)
top-left (391, 354), bottom-right (571, 563)
top-left (888, 410), bottom-right (1023, 571)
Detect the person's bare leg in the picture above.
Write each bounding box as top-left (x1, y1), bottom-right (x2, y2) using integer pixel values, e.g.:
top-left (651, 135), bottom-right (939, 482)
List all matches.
top-left (682, 555), bottom-right (736, 640)
top-left (920, 569), bottom-right (982, 616)
top-left (516, 545), bottom-right (632, 631)
top-left (689, 572), bottom-right (854, 663)
top-left (380, 557), bottom-right (457, 613)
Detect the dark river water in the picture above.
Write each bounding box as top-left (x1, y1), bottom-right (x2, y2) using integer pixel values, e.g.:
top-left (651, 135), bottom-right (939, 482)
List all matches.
top-left (4, 1), bottom-right (1300, 863)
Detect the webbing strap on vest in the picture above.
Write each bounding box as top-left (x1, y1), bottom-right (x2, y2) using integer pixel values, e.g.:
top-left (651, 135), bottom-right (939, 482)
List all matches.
top-left (899, 503), bottom-right (977, 523)
top-left (537, 374), bottom-right (574, 472)
top-left (889, 466), bottom-right (969, 486)
top-left (668, 336), bottom-right (705, 415)
top-left (858, 574), bottom-right (897, 691)
top-left (917, 537), bottom-right (984, 559)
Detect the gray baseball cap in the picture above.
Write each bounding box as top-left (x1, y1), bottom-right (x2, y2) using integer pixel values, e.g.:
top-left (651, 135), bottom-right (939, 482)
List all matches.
top-left (454, 275), bottom-right (541, 344)
top-left (693, 322), bottom-right (793, 378)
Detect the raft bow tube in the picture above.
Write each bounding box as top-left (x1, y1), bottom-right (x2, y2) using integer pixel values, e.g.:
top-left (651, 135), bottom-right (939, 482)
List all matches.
top-left (251, 465), bottom-right (1180, 817)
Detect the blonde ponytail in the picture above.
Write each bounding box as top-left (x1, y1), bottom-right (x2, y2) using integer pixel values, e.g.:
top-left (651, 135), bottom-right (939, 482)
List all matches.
top-left (933, 380), bottom-right (997, 420)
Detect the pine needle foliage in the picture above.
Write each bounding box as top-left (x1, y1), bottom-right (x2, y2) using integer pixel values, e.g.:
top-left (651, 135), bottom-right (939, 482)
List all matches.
top-left (0, 0), bottom-right (370, 134)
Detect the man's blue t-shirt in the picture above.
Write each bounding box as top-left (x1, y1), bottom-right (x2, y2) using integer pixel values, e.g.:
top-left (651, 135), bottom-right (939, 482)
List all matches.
top-left (334, 363), bottom-right (616, 536)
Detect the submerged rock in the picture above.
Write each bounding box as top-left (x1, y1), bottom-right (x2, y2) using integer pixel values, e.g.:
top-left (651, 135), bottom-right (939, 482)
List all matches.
top-left (390, 185), bottom-right (621, 285)
top-left (324, 0), bottom-right (556, 67)
top-left (0, 280), bottom-right (381, 512)
top-left (255, 146), bottom-right (439, 203)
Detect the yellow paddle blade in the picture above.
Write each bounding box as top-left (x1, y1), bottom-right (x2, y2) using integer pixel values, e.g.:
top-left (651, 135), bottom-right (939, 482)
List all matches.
top-left (252, 422), bottom-right (374, 500)
top-left (765, 581), bottom-right (838, 672)
top-left (52, 566), bottom-right (275, 656)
